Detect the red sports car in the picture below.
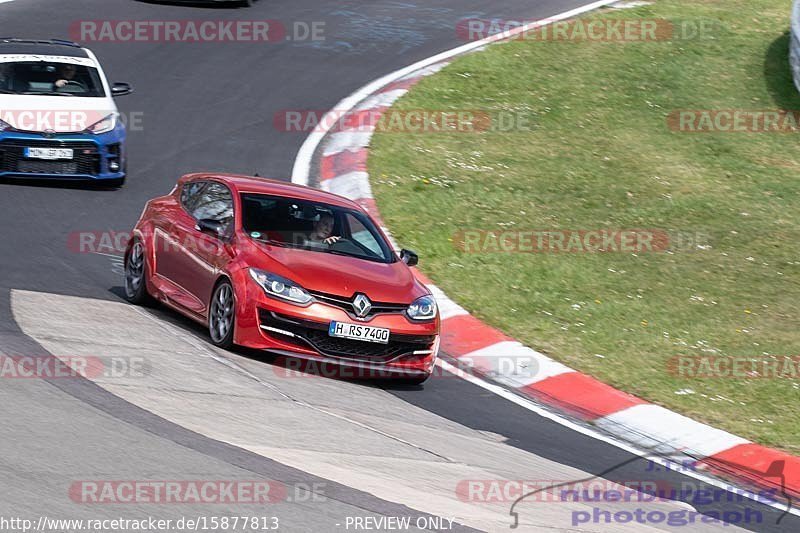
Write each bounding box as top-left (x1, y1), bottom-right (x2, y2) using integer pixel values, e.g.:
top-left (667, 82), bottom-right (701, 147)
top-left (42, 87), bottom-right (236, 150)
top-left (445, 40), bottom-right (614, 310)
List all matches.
top-left (124, 173), bottom-right (439, 383)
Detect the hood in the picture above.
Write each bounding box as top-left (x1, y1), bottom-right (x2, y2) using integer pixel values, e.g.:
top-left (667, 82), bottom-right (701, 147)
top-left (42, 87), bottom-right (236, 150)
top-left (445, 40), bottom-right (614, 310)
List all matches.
top-left (0, 95), bottom-right (117, 133)
top-left (246, 239), bottom-right (429, 304)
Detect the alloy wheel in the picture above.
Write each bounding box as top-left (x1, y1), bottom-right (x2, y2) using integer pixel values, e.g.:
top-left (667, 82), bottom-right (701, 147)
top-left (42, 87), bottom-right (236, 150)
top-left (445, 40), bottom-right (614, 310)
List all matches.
top-left (210, 283), bottom-right (234, 344)
top-left (124, 242), bottom-right (144, 299)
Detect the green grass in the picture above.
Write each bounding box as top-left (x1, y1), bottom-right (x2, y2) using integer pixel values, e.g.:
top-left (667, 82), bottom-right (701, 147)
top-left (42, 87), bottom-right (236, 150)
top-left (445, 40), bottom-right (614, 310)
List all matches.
top-left (369, 0), bottom-right (800, 451)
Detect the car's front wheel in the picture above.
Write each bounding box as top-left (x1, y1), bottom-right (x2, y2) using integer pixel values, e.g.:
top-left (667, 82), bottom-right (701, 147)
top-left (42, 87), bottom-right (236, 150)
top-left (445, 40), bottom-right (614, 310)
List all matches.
top-left (124, 239), bottom-right (152, 305)
top-left (209, 280), bottom-right (236, 349)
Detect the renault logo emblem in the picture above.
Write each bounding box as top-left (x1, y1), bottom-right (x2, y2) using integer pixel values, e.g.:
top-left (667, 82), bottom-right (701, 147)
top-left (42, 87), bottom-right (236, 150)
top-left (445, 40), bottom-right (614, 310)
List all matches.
top-left (352, 294), bottom-right (372, 318)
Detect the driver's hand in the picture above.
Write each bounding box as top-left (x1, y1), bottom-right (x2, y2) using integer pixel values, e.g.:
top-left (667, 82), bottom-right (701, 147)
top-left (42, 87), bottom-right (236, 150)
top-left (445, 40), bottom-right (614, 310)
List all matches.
top-left (55, 79), bottom-right (67, 88)
top-left (323, 236), bottom-right (341, 245)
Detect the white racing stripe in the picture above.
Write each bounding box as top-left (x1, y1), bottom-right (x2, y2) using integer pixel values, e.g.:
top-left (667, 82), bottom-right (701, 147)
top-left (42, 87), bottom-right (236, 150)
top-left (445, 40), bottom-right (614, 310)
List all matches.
top-left (323, 131), bottom-right (373, 157)
top-left (461, 341), bottom-right (574, 388)
top-left (319, 170), bottom-right (373, 199)
top-left (596, 405), bottom-right (750, 458)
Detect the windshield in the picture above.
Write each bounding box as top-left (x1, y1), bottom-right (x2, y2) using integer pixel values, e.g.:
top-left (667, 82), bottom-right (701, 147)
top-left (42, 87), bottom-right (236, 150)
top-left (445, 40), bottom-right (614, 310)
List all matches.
top-left (0, 61), bottom-right (105, 97)
top-left (241, 193), bottom-right (396, 263)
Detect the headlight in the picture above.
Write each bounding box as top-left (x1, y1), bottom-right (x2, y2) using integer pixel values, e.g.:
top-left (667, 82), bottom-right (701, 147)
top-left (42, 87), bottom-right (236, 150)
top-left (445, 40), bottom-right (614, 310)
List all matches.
top-left (407, 295), bottom-right (437, 321)
top-left (249, 268), bottom-right (313, 305)
top-left (0, 119), bottom-right (12, 132)
top-left (86, 113), bottom-right (116, 134)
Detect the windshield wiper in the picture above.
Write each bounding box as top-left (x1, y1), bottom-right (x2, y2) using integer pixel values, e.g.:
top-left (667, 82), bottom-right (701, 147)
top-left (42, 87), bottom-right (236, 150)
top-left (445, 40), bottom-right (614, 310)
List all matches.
top-left (21, 91), bottom-right (75, 97)
top-left (0, 89), bottom-right (19, 94)
top-left (321, 248), bottom-right (358, 258)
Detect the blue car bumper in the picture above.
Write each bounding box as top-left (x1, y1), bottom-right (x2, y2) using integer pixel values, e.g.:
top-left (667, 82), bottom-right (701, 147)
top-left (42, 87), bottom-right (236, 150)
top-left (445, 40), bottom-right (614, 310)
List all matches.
top-left (0, 123), bottom-right (126, 181)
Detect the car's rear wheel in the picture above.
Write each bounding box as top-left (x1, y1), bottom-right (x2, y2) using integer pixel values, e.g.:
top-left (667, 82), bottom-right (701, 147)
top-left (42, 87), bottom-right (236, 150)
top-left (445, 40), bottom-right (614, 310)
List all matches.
top-left (209, 280), bottom-right (235, 349)
top-left (124, 239), bottom-right (152, 305)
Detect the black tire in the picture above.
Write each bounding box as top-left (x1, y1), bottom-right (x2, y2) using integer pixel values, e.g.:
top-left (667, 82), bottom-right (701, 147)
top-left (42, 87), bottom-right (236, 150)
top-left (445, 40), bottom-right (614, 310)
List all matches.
top-left (209, 280), bottom-right (236, 349)
top-left (124, 238), bottom-right (153, 305)
top-left (239, 0), bottom-right (254, 6)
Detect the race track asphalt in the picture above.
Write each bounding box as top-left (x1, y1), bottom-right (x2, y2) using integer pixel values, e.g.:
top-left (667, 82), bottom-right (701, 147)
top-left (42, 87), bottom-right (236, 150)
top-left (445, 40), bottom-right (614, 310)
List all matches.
top-left (0, 0), bottom-right (795, 531)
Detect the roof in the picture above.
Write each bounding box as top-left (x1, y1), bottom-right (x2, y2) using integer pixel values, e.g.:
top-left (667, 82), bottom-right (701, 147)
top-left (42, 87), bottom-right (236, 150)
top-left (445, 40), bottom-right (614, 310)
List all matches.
top-left (179, 173), bottom-right (362, 210)
top-left (0, 39), bottom-right (89, 58)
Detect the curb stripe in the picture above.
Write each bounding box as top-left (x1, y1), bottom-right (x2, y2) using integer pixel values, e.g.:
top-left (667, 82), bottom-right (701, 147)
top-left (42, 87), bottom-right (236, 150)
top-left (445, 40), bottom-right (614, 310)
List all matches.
top-left (596, 404), bottom-right (750, 458)
top-left (701, 444), bottom-right (800, 499)
top-left (320, 150), bottom-right (369, 180)
top-left (323, 131), bottom-right (373, 157)
top-left (330, 108), bottom-right (388, 134)
top-left (461, 340), bottom-right (573, 388)
top-left (522, 372), bottom-right (646, 421)
top-left (440, 314), bottom-right (509, 355)
top-left (319, 171), bottom-right (372, 199)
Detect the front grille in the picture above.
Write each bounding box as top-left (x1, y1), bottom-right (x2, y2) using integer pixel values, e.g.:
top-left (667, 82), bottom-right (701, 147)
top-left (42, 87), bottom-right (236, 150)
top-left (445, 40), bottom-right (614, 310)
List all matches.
top-left (17, 160), bottom-right (78, 173)
top-left (0, 139), bottom-right (101, 175)
top-left (309, 290), bottom-right (407, 319)
top-left (259, 309), bottom-right (435, 362)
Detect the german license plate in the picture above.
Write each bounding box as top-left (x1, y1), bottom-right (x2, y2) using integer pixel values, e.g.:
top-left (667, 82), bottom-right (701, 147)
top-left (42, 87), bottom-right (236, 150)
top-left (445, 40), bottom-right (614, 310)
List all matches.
top-left (328, 321), bottom-right (390, 344)
top-left (24, 147), bottom-right (74, 160)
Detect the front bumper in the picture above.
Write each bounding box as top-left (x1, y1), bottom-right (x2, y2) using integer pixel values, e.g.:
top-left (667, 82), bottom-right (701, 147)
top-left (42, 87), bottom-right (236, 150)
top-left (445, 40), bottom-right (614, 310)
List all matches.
top-left (235, 275), bottom-right (440, 378)
top-left (0, 125), bottom-right (126, 181)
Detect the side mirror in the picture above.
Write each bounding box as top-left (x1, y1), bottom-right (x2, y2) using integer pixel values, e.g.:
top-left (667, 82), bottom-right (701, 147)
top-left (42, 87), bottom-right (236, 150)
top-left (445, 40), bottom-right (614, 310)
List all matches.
top-left (196, 219), bottom-right (225, 239)
top-left (111, 82), bottom-right (133, 97)
top-left (400, 248), bottom-right (419, 267)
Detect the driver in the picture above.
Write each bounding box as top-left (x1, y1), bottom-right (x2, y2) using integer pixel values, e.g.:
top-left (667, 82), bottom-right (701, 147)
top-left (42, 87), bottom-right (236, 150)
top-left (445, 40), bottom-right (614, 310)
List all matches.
top-left (307, 213), bottom-right (341, 245)
top-left (54, 64), bottom-right (84, 89)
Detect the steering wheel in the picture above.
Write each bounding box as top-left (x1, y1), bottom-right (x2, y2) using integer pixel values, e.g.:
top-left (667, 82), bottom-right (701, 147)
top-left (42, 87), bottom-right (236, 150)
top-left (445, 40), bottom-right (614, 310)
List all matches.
top-left (57, 80), bottom-right (88, 92)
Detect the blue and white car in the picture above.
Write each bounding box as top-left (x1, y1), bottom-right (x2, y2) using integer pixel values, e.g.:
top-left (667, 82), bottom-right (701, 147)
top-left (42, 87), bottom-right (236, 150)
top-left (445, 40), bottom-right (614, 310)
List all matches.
top-left (0, 39), bottom-right (133, 187)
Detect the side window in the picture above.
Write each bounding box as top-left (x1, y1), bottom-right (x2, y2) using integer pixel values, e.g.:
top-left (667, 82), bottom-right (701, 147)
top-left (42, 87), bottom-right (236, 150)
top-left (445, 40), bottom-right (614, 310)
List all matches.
top-left (191, 182), bottom-right (234, 236)
top-left (345, 213), bottom-right (382, 257)
top-left (180, 181), bottom-right (205, 212)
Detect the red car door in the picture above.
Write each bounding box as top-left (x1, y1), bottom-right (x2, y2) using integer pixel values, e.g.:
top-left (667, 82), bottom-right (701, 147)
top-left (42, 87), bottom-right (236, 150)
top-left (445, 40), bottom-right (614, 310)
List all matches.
top-left (153, 181), bottom-right (235, 317)
top-left (170, 182), bottom-right (236, 317)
